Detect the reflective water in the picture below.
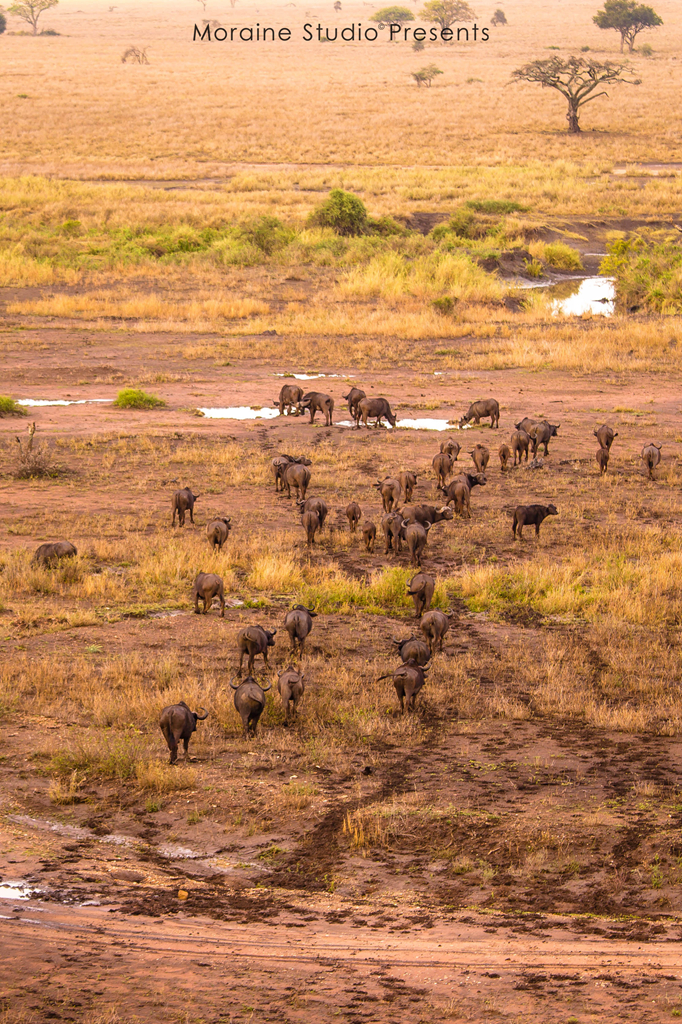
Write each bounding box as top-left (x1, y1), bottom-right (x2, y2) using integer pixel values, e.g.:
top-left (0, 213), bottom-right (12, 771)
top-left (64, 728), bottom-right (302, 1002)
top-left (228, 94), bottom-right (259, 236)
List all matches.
top-left (337, 419), bottom-right (472, 431)
top-left (273, 373), bottom-right (342, 380)
top-left (0, 882), bottom-right (36, 900)
top-left (552, 277), bottom-right (615, 316)
top-left (17, 398), bottom-right (113, 407)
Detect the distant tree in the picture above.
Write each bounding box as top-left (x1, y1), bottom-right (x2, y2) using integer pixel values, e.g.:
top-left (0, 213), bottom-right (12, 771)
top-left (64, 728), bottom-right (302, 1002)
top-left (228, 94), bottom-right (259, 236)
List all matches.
top-left (7, 0), bottom-right (58, 35)
top-left (121, 45), bottom-right (149, 64)
top-left (370, 5), bottom-right (414, 26)
top-left (412, 36), bottom-right (425, 49)
top-left (196, 0), bottom-right (207, 11)
top-left (491, 8), bottom-right (506, 25)
top-left (412, 63), bottom-right (443, 86)
top-left (593, 0), bottom-right (662, 53)
top-left (419, 0), bottom-right (475, 31)
top-left (0, 10), bottom-right (6, 33)
top-left (511, 55), bottom-right (640, 134)
top-left (333, 1), bottom-right (342, 10)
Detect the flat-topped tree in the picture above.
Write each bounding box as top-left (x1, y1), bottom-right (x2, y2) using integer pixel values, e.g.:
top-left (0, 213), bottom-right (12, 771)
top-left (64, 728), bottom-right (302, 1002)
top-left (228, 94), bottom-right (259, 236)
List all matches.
top-left (370, 6), bottom-right (415, 27)
top-left (7, 0), bottom-right (59, 35)
top-left (593, 0), bottom-right (662, 53)
top-left (419, 0), bottom-right (476, 31)
top-left (511, 55), bottom-right (640, 134)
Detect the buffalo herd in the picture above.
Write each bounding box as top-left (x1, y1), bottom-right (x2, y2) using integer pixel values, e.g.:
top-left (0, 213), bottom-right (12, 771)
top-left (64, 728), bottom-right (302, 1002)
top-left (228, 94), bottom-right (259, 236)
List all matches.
top-left (27, 388), bottom-right (664, 752)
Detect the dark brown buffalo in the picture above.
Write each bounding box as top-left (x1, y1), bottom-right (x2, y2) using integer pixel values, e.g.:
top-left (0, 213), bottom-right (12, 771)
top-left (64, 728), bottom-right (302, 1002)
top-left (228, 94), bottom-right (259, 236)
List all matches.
top-left (284, 604), bottom-right (317, 653)
top-left (345, 501), bottom-right (362, 532)
top-left (401, 504), bottom-right (453, 527)
top-left (278, 667), bottom-right (305, 722)
top-left (230, 676), bottom-right (271, 737)
top-left (512, 503), bottom-right (558, 540)
top-left (237, 625), bottom-right (277, 676)
top-left (596, 447), bottom-right (609, 475)
top-left (515, 417), bottom-right (537, 434)
top-left (356, 397), bottom-right (397, 429)
top-left (499, 443), bottom-right (511, 471)
top-left (398, 470), bottom-right (418, 502)
top-left (510, 429), bottom-right (531, 465)
top-left (382, 511), bottom-right (405, 554)
top-left (531, 421), bottom-right (559, 457)
top-left (440, 438), bottom-right (461, 458)
top-left (33, 540), bottom-right (77, 565)
top-left (298, 496), bottom-right (328, 529)
top-left (363, 522), bottom-right (377, 552)
top-left (378, 660), bottom-right (429, 713)
top-left (403, 521), bottom-right (430, 568)
top-left (594, 424), bottom-right (618, 450)
top-left (272, 454), bottom-right (312, 493)
top-left (439, 473), bottom-right (486, 518)
top-left (193, 572), bottom-right (225, 616)
top-left (343, 387), bottom-right (366, 419)
top-left (301, 509), bottom-right (320, 547)
top-left (275, 384), bottom-right (304, 416)
top-left (375, 477), bottom-right (402, 513)
top-left (392, 636), bottom-right (431, 666)
top-left (469, 444), bottom-right (490, 473)
top-left (172, 487), bottom-right (199, 527)
top-left (420, 609), bottom-right (450, 653)
top-left (300, 391), bottom-right (334, 426)
top-left (283, 462), bottom-right (311, 500)
top-left (206, 517), bottom-right (232, 550)
top-left (407, 572), bottom-right (435, 617)
top-left (460, 398), bottom-right (500, 429)
top-left (432, 452), bottom-right (453, 489)
top-left (159, 702), bottom-right (208, 764)
top-left (641, 442), bottom-right (662, 480)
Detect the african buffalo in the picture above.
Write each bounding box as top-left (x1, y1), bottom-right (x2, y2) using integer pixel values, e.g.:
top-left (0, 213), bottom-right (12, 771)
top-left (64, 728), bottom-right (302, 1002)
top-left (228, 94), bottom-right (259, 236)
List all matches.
top-left (343, 387), bottom-right (366, 419)
top-left (392, 636), bottom-right (431, 667)
top-left (283, 462), bottom-right (311, 500)
top-left (594, 424), bottom-right (618, 451)
top-left (231, 676), bottom-right (271, 737)
top-left (298, 496), bottom-right (328, 530)
top-left (407, 572), bottom-right (435, 617)
top-left (159, 702), bottom-right (208, 764)
top-left (275, 384), bottom-right (304, 416)
top-left (375, 477), bottom-right (402, 513)
top-left (284, 604), bottom-right (317, 654)
top-left (300, 391), bottom-right (334, 426)
top-left (237, 625), bottom-right (277, 676)
top-left (420, 609), bottom-right (450, 653)
top-left (378, 660), bottom-right (429, 713)
top-left (460, 399), bottom-right (499, 429)
top-left (641, 442), bottom-right (662, 480)
top-left (33, 541), bottom-right (77, 566)
top-left (356, 397), bottom-right (397, 429)
top-left (510, 429), bottom-right (531, 465)
top-left (398, 471), bottom-right (418, 503)
top-left (499, 444), bottom-right (511, 471)
top-left (596, 447), bottom-right (609, 475)
top-left (469, 444), bottom-right (490, 473)
top-left (278, 667), bottom-right (305, 723)
top-left (193, 572), bottom-right (225, 617)
top-left (346, 501), bottom-right (362, 532)
top-left (206, 517), bottom-right (232, 550)
top-left (363, 522), bottom-right (377, 552)
top-left (512, 503), bottom-right (558, 540)
top-left (172, 488), bottom-right (199, 527)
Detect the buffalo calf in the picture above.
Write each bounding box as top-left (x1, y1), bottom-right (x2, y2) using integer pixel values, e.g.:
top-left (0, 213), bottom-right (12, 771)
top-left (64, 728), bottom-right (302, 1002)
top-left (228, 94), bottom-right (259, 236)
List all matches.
top-left (512, 503), bottom-right (558, 540)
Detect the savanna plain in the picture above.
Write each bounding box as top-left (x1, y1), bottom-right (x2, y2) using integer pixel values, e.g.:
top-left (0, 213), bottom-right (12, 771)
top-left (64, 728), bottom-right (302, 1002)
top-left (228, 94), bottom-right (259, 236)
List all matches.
top-left (2, 0), bottom-right (682, 1021)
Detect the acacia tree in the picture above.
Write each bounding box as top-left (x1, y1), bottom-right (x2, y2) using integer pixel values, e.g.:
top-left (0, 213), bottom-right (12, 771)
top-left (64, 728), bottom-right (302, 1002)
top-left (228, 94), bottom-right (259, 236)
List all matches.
top-left (491, 8), bottom-right (506, 25)
top-left (7, 0), bottom-right (58, 34)
top-left (511, 55), bottom-right (640, 134)
top-left (419, 0), bottom-right (475, 31)
top-left (411, 63), bottom-right (443, 86)
top-left (370, 5), bottom-right (414, 26)
top-left (593, 0), bottom-right (662, 53)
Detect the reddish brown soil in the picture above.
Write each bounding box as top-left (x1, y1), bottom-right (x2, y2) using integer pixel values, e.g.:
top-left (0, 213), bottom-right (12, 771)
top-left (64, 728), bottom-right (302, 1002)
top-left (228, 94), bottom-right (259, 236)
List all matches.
top-left (2, 326), bottom-right (682, 1022)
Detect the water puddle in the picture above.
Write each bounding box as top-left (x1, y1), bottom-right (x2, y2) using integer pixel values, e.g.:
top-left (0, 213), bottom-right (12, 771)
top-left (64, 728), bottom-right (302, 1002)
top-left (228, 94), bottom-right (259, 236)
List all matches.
top-left (199, 406), bottom-right (280, 420)
top-left (0, 881), bottom-right (37, 900)
top-left (273, 373), bottom-right (342, 380)
top-left (16, 398), bottom-right (113, 407)
top-left (552, 277), bottom-right (615, 316)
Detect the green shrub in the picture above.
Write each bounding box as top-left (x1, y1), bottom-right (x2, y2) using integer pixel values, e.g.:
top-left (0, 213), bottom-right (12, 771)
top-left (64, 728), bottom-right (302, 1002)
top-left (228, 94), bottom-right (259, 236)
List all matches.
top-left (309, 189), bottom-right (368, 237)
top-left (432, 296), bottom-right (457, 316)
top-left (0, 12), bottom-right (6, 33)
top-left (524, 258), bottom-right (544, 278)
top-left (0, 397), bottom-right (27, 417)
top-left (244, 215), bottom-right (296, 255)
top-left (113, 388), bottom-right (166, 410)
top-left (601, 232), bottom-right (682, 313)
top-left (539, 241), bottom-right (583, 270)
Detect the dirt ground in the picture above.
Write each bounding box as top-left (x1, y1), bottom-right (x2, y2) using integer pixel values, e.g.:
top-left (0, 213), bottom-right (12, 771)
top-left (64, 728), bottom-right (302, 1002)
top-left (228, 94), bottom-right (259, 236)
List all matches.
top-left (2, 324), bottom-right (682, 1022)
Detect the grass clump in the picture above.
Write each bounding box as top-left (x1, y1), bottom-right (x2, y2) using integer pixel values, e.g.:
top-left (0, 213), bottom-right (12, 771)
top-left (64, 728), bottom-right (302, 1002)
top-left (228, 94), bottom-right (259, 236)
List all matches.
top-left (113, 388), bottom-right (166, 409)
top-left (0, 396), bottom-right (27, 417)
top-left (529, 239), bottom-right (583, 270)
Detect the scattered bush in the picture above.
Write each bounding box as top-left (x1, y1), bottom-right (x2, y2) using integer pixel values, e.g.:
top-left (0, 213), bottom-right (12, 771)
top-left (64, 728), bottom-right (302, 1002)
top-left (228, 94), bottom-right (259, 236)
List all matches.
top-left (122, 45), bottom-right (149, 64)
top-left (14, 421), bottom-right (59, 479)
top-left (244, 215), bottom-right (296, 255)
top-left (529, 239), bottom-right (583, 270)
top-left (0, 12), bottom-right (6, 33)
top-left (309, 189), bottom-right (368, 237)
top-left (601, 231), bottom-right (682, 313)
top-left (113, 388), bottom-right (166, 409)
top-left (465, 199), bottom-right (528, 215)
top-left (640, 42), bottom-right (653, 56)
top-left (432, 296), bottom-right (457, 315)
top-left (411, 63), bottom-right (443, 87)
top-left (0, 396), bottom-right (27, 417)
